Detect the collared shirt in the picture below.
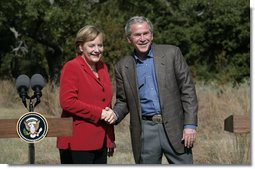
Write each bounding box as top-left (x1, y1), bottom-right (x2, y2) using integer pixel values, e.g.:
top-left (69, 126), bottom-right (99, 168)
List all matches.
top-left (133, 48), bottom-right (161, 116)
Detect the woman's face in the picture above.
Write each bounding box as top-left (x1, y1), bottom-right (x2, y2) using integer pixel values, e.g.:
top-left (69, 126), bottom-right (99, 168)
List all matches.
top-left (79, 34), bottom-right (104, 65)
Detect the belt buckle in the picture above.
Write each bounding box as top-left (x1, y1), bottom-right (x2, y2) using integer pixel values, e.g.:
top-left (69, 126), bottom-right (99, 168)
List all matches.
top-left (152, 115), bottom-right (162, 123)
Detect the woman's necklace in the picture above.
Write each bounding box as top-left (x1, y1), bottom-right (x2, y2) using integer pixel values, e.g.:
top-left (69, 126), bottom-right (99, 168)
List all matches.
top-left (90, 65), bottom-right (99, 78)
top-left (82, 56), bottom-right (99, 79)
top-left (91, 65), bottom-right (97, 72)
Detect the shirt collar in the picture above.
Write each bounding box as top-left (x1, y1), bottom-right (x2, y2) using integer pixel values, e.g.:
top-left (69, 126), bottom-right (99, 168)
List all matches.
top-left (133, 47), bottom-right (153, 63)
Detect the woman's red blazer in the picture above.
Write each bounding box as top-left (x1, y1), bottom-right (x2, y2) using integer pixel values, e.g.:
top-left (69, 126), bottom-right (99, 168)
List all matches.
top-left (57, 55), bottom-right (114, 150)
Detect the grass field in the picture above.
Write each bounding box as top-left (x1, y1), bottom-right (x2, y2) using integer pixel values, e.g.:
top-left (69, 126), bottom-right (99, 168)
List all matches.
top-left (0, 80), bottom-right (250, 164)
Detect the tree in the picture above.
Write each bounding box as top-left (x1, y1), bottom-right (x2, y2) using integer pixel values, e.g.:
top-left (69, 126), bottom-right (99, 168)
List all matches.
top-left (0, 0), bottom-right (100, 81)
top-left (0, 0), bottom-right (250, 84)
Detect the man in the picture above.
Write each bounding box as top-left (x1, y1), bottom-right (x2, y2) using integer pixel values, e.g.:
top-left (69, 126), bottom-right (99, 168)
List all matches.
top-left (104, 16), bottom-right (198, 164)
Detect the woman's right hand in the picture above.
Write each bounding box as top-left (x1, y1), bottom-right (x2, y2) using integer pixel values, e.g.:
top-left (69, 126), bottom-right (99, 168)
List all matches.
top-left (101, 107), bottom-right (117, 124)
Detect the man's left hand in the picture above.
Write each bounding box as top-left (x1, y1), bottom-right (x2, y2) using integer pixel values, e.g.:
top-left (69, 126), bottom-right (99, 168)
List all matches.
top-left (182, 128), bottom-right (196, 148)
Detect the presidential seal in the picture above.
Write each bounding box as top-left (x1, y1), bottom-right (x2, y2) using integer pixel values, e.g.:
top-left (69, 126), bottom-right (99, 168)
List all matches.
top-left (16, 112), bottom-right (48, 143)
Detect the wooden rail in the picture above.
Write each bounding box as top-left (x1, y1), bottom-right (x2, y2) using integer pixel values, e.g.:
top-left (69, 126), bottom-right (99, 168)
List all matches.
top-left (224, 115), bottom-right (250, 133)
top-left (0, 117), bottom-right (73, 138)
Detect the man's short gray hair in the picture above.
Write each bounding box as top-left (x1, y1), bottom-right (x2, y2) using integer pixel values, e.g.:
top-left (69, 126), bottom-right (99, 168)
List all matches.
top-left (124, 16), bottom-right (153, 37)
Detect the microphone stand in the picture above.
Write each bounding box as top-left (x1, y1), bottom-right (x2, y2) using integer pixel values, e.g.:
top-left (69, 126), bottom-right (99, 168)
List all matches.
top-left (28, 93), bottom-right (41, 164)
top-left (28, 97), bottom-right (35, 164)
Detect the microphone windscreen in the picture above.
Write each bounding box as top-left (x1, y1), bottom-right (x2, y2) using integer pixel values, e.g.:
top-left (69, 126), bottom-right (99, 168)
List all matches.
top-left (31, 74), bottom-right (45, 90)
top-left (15, 74), bottom-right (30, 91)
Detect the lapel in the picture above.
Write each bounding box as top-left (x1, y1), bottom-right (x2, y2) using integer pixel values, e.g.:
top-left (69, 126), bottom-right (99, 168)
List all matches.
top-left (152, 44), bottom-right (166, 106)
top-left (124, 55), bottom-right (142, 116)
top-left (124, 56), bottom-right (139, 100)
top-left (77, 56), bottom-right (104, 88)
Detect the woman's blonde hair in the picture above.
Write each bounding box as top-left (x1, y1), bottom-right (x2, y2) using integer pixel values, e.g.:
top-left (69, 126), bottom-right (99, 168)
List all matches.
top-left (75, 25), bottom-right (105, 55)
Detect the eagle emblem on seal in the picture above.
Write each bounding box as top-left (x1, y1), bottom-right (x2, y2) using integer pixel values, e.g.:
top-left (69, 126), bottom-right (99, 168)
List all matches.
top-left (23, 117), bottom-right (43, 138)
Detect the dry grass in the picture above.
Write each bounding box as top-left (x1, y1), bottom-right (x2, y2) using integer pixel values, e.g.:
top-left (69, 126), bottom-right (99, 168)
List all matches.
top-left (0, 80), bottom-right (250, 164)
top-left (193, 81), bottom-right (250, 164)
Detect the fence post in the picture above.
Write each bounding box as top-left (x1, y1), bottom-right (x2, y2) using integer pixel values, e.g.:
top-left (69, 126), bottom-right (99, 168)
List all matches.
top-left (224, 115), bottom-right (250, 164)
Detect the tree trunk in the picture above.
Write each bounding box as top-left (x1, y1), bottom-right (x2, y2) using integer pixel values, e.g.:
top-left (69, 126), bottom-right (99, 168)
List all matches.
top-left (45, 46), bottom-right (63, 83)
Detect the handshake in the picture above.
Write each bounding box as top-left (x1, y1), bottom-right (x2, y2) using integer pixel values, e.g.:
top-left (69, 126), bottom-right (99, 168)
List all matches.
top-left (100, 107), bottom-right (117, 124)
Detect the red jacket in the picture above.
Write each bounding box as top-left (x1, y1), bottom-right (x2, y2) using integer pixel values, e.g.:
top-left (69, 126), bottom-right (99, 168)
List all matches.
top-left (57, 55), bottom-right (114, 150)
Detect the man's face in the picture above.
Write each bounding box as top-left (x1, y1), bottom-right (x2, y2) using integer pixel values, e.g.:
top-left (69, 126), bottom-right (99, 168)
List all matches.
top-left (127, 22), bottom-right (153, 57)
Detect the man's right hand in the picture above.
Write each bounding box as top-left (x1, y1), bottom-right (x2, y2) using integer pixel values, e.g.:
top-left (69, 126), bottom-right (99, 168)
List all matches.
top-left (101, 107), bottom-right (117, 124)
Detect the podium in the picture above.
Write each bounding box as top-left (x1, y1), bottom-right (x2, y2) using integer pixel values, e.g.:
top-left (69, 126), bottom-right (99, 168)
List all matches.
top-left (0, 117), bottom-right (72, 138)
top-left (9, 74), bottom-right (73, 164)
top-left (0, 117), bottom-right (72, 163)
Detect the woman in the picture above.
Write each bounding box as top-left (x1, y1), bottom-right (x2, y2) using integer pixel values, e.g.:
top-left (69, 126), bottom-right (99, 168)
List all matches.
top-left (57, 25), bottom-right (115, 164)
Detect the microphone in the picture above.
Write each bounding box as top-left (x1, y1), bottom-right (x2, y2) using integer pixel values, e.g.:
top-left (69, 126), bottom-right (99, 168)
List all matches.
top-left (30, 74), bottom-right (45, 107)
top-left (16, 74), bottom-right (30, 108)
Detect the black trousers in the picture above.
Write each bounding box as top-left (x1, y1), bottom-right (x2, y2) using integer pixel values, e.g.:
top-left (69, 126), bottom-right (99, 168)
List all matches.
top-left (59, 147), bottom-right (107, 164)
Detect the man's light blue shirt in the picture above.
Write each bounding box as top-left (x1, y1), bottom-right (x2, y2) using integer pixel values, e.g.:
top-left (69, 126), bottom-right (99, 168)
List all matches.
top-left (134, 48), bottom-right (161, 116)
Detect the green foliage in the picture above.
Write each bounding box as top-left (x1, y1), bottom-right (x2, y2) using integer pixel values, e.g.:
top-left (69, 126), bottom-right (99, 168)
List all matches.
top-left (0, 0), bottom-right (250, 84)
top-left (88, 0), bottom-right (132, 73)
top-left (0, 0), bottom-right (99, 80)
